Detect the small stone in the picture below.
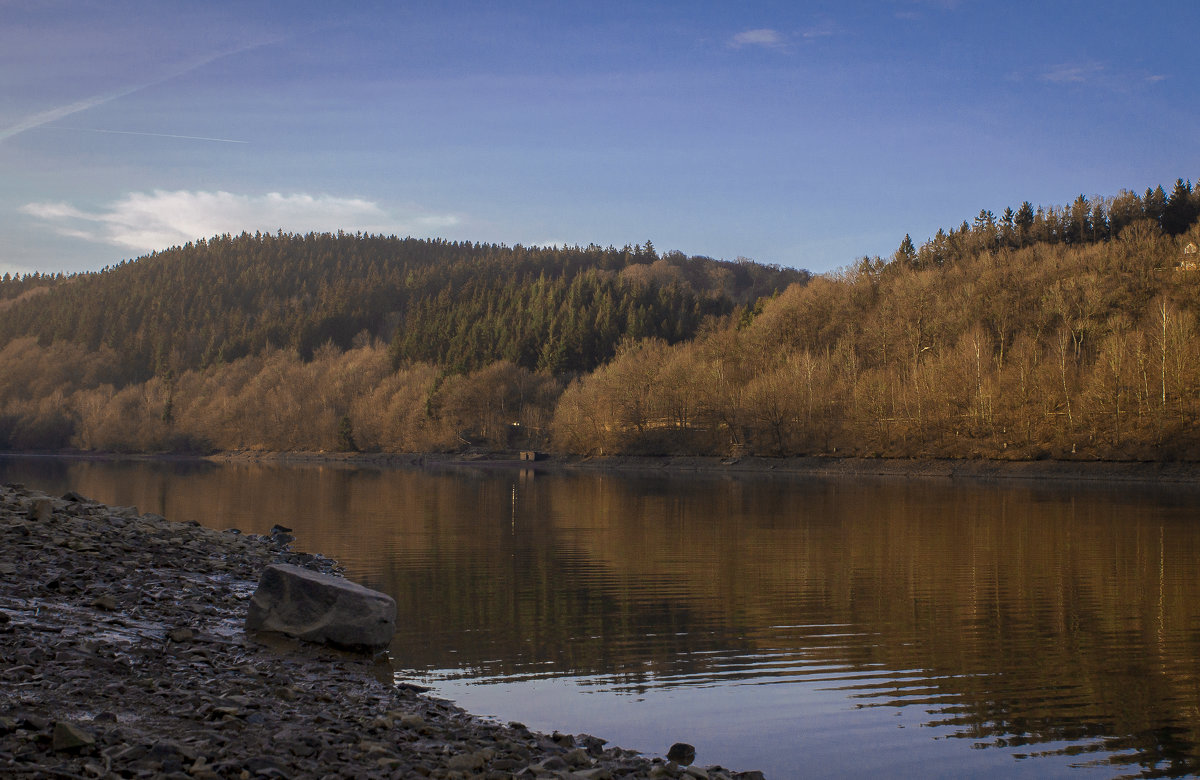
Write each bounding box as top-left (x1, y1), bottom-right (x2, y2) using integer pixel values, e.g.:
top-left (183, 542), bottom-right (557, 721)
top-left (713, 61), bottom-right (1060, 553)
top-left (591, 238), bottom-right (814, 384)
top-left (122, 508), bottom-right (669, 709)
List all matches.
top-left (52, 720), bottom-right (96, 752)
top-left (91, 594), bottom-right (118, 611)
top-left (532, 756), bottom-right (569, 772)
top-left (447, 752), bottom-right (485, 771)
top-left (565, 747), bottom-right (591, 766)
top-left (289, 742), bottom-right (316, 758)
top-left (243, 756), bottom-right (285, 775)
top-left (22, 713), bottom-right (50, 731)
top-left (575, 770), bottom-right (614, 780)
top-left (168, 627), bottom-right (195, 642)
top-left (667, 743), bottom-right (696, 766)
top-left (30, 499), bottom-right (53, 522)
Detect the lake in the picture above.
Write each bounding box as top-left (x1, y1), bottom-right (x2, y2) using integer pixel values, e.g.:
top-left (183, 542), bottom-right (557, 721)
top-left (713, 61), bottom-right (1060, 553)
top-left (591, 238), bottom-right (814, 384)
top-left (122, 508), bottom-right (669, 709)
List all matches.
top-left (2, 455), bottom-right (1199, 778)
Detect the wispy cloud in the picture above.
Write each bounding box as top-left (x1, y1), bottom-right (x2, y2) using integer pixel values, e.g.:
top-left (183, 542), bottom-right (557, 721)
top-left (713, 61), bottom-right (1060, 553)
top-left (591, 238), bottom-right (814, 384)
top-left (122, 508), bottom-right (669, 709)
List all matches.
top-left (43, 126), bottom-right (249, 144)
top-left (1012, 61), bottom-right (1168, 91)
top-left (729, 28), bottom-right (786, 50)
top-left (1039, 62), bottom-right (1105, 84)
top-left (0, 39), bottom-right (277, 144)
top-left (0, 261), bottom-right (35, 279)
top-left (729, 21), bottom-right (836, 50)
top-left (801, 20), bottom-right (837, 39)
top-left (21, 191), bottom-right (461, 253)
top-left (894, 0), bottom-right (961, 20)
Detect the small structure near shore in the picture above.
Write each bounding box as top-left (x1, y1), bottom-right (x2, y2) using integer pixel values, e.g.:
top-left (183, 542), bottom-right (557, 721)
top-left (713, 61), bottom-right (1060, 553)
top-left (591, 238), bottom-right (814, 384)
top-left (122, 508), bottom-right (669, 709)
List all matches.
top-left (245, 563), bottom-right (396, 652)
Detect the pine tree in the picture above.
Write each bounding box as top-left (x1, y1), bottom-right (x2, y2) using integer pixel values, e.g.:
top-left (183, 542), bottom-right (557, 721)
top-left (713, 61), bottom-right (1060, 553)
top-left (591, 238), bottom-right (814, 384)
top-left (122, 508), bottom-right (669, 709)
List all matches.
top-left (1163, 179), bottom-right (1198, 235)
top-left (893, 234), bottom-right (917, 268)
top-left (1015, 201), bottom-right (1035, 245)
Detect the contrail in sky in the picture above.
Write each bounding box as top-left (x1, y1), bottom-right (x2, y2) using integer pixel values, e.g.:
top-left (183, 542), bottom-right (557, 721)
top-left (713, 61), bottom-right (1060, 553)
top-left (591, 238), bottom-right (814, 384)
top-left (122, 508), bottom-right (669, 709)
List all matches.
top-left (44, 126), bottom-right (249, 144)
top-left (0, 39), bottom-right (278, 144)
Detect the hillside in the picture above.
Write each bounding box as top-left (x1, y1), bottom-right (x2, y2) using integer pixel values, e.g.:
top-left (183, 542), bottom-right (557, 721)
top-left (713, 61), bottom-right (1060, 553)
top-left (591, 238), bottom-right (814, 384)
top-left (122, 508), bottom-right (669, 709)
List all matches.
top-left (2, 180), bottom-right (1199, 460)
top-left (0, 234), bottom-right (807, 381)
top-left (554, 182), bottom-right (1200, 460)
top-left (0, 235), bottom-right (804, 452)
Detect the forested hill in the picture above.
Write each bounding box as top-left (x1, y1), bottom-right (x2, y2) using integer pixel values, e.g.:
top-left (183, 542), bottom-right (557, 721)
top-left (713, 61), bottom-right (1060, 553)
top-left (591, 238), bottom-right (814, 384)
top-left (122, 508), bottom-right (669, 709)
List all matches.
top-left (4, 180), bottom-right (1200, 459)
top-left (0, 233), bottom-right (807, 381)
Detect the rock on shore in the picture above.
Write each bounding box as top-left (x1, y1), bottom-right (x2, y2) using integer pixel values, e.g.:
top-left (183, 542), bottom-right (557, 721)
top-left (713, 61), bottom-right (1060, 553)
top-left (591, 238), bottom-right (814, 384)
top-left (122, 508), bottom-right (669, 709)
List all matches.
top-left (0, 483), bottom-right (765, 779)
top-left (246, 563), bottom-right (397, 652)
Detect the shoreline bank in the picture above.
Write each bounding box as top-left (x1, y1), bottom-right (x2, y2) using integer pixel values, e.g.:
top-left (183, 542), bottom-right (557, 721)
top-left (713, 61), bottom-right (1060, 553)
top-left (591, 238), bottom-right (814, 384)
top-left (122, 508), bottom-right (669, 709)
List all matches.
top-left (200, 451), bottom-right (1200, 486)
top-left (0, 484), bottom-right (761, 779)
top-left (7, 448), bottom-right (1200, 486)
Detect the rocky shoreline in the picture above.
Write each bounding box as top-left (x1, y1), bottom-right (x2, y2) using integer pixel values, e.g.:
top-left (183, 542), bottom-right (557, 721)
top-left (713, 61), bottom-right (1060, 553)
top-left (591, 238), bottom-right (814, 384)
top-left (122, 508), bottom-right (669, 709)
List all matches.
top-left (0, 483), bottom-right (763, 779)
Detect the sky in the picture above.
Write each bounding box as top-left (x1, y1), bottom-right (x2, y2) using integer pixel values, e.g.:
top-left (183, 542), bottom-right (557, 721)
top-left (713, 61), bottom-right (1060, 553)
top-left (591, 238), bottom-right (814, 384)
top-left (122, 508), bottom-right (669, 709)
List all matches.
top-left (3, 0), bottom-right (1200, 277)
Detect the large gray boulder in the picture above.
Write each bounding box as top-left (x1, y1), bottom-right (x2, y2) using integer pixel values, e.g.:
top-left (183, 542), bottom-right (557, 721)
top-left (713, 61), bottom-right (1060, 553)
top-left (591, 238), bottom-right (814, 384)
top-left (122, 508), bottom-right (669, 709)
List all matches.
top-left (245, 564), bottom-right (396, 652)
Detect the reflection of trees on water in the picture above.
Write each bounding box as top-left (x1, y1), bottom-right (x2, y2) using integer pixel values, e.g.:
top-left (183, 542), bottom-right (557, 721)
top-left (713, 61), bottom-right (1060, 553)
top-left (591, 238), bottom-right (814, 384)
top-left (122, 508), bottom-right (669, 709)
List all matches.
top-left (3, 455), bottom-right (1200, 777)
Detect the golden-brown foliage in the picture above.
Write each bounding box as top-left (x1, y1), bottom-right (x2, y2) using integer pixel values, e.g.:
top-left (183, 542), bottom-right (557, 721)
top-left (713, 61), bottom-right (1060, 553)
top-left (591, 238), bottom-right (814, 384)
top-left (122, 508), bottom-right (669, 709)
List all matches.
top-left (552, 231), bottom-right (1200, 460)
top-left (6, 220), bottom-right (1200, 461)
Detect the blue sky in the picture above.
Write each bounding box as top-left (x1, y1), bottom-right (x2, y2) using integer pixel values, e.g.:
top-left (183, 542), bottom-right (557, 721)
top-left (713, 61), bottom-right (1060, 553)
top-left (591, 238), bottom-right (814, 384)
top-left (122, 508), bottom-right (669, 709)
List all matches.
top-left (3, 1), bottom-right (1199, 277)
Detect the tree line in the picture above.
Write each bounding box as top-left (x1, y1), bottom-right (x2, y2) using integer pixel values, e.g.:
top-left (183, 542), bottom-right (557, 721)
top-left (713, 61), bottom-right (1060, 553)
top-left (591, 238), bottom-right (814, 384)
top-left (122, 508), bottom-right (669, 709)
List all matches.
top-left (897, 179), bottom-right (1200, 269)
top-left (2, 179), bottom-right (1199, 460)
top-left (555, 200), bottom-right (1200, 460)
top-left (0, 233), bottom-right (806, 382)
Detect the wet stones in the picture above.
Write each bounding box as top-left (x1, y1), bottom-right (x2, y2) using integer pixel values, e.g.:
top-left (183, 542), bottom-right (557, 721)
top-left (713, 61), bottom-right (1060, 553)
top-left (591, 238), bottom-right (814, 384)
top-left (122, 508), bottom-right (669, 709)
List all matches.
top-left (168, 627), bottom-right (195, 642)
top-left (245, 563), bottom-right (396, 651)
top-left (51, 720), bottom-right (95, 752)
top-left (28, 498), bottom-right (53, 523)
top-left (668, 741), bottom-right (698, 765)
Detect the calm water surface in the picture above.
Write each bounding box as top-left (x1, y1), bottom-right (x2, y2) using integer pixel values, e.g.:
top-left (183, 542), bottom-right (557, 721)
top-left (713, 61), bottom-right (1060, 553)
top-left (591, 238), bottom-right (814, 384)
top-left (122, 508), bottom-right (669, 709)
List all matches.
top-left (3, 455), bottom-right (1200, 779)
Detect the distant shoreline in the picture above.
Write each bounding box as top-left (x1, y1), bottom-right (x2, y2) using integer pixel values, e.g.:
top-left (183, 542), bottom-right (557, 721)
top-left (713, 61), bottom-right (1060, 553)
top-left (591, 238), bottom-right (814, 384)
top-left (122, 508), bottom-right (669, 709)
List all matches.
top-left (4, 449), bottom-right (1199, 486)
top-left (212, 451), bottom-right (1200, 485)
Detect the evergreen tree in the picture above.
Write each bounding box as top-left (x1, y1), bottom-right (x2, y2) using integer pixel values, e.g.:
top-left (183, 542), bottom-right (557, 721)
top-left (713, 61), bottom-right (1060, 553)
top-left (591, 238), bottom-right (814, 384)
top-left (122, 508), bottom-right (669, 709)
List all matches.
top-left (1163, 179), bottom-right (1198, 235)
top-left (1015, 201), bottom-right (1035, 244)
top-left (1144, 186), bottom-right (1167, 227)
top-left (893, 234), bottom-right (917, 268)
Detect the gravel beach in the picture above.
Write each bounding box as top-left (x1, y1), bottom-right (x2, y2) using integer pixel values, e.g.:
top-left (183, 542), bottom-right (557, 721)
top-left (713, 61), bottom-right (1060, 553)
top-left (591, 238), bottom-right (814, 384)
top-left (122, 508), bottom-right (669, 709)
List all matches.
top-left (0, 483), bottom-right (763, 779)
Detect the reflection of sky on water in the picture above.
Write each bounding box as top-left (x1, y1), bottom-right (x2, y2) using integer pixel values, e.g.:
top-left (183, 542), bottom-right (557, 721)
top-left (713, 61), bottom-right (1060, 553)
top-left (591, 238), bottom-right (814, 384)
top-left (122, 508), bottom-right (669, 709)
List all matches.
top-left (3, 455), bottom-right (1200, 779)
top-left (417, 661), bottom-right (1111, 779)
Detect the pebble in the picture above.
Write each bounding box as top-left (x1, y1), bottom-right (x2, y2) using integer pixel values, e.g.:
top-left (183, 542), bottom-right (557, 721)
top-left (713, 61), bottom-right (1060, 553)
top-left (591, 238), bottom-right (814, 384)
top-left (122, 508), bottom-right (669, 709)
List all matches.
top-left (51, 720), bottom-right (95, 752)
